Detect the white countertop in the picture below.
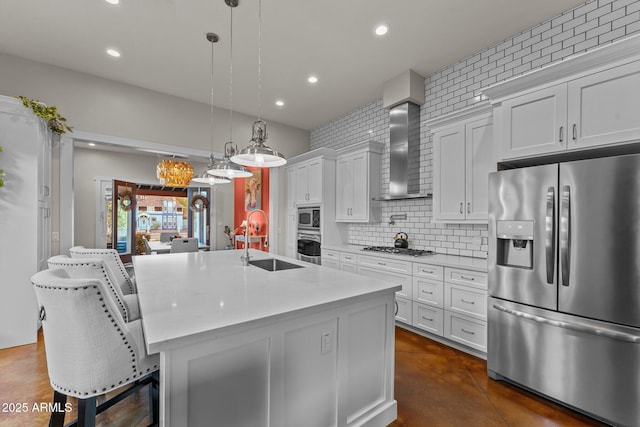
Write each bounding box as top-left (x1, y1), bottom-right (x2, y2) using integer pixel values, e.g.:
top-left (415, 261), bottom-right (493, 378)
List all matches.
top-left (321, 244), bottom-right (488, 272)
top-left (132, 249), bottom-right (401, 353)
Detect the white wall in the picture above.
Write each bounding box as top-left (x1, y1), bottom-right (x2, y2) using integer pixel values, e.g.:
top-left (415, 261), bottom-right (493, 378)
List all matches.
top-left (310, 0), bottom-right (640, 259)
top-left (0, 53), bottom-right (310, 255)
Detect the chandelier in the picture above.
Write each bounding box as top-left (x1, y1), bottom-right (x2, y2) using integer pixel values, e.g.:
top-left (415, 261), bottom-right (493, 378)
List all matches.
top-left (156, 159), bottom-right (194, 186)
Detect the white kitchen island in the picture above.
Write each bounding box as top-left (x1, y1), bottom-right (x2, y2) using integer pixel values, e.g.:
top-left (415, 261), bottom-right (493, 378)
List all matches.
top-left (132, 249), bottom-right (400, 427)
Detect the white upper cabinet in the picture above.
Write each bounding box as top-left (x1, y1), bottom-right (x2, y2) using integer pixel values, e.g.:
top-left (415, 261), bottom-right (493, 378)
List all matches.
top-left (335, 141), bottom-right (383, 223)
top-left (293, 157), bottom-right (323, 205)
top-left (498, 84), bottom-right (567, 159)
top-left (568, 60), bottom-right (640, 150)
top-left (429, 105), bottom-right (494, 223)
top-left (483, 35), bottom-right (640, 161)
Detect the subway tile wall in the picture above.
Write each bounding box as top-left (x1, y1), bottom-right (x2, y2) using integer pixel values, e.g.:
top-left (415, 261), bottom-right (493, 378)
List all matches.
top-left (310, 0), bottom-right (640, 259)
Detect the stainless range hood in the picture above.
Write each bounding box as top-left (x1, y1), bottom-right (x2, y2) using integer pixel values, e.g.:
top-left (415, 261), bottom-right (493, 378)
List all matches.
top-left (373, 102), bottom-right (431, 201)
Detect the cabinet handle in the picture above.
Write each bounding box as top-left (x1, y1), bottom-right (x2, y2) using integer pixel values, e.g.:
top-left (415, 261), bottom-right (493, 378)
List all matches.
top-left (459, 202), bottom-right (463, 214)
top-left (461, 328), bottom-right (475, 335)
top-left (572, 124), bottom-right (577, 141)
top-left (422, 269), bottom-right (434, 274)
top-left (344, 256), bottom-right (352, 260)
top-left (394, 300), bottom-right (399, 316)
top-left (467, 202), bottom-right (471, 214)
top-left (421, 316), bottom-right (434, 322)
top-left (421, 290), bottom-right (434, 295)
top-left (460, 275), bottom-right (475, 281)
top-left (377, 262), bottom-right (386, 266)
top-left (43, 185), bottom-right (50, 196)
top-left (460, 299), bottom-right (475, 305)
top-left (559, 126), bottom-right (564, 142)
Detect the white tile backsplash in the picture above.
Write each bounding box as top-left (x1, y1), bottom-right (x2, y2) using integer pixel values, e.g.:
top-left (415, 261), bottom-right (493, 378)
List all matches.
top-left (310, 0), bottom-right (640, 259)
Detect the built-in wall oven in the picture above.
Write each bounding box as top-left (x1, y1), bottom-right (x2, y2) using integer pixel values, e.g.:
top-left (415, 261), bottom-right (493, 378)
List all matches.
top-left (297, 231), bottom-right (321, 265)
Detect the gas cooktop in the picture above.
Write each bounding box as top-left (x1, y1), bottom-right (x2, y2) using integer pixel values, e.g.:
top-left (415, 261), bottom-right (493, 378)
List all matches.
top-left (361, 246), bottom-right (434, 257)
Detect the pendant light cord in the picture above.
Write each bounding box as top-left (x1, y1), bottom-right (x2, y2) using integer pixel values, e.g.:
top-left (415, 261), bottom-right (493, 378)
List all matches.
top-left (257, 0), bottom-right (262, 122)
top-left (210, 32), bottom-right (219, 160)
top-left (228, 5), bottom-right (234, 146)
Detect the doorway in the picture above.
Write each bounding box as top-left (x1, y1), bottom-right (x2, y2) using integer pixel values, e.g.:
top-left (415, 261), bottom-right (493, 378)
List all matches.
top-left (97, 178), bottom-right (211, 261)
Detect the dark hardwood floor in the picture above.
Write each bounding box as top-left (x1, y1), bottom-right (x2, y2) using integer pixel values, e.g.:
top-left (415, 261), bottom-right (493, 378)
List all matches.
top-left (0, 327), bottom-right (605, 426)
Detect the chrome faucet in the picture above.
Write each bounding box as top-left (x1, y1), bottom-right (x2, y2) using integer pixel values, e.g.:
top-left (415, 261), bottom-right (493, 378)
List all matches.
top-left (389, 213), bottom-right (407, 226)
top-left (241, 209), bottom-right (268, 266)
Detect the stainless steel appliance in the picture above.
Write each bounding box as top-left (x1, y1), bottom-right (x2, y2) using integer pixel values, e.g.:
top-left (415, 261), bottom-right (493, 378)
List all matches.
top-left (297, 206), bottom-right (320, 231)
top-left (297, 231), bottom-right (321, 265)
top-left (361, 246), bottom-right (433, 257)
top-left (488, 154), bottom-right (640, 427)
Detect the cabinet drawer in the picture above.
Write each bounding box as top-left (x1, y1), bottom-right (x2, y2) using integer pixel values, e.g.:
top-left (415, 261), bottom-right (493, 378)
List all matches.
top-left (412, 302), bottom-right (444, 336)
top-left (358, 255), bottom-right (411, 275)
top-left (322, 249), bottom-right (339, 261)
top-left (413, 263), bottom-right (444, 280)
top-left (444, 312), bottom-right (487, 353)
top-left (395, 296), bottom-right (412, 324)
top-left (413, 277), bottom-right (443, 308)
top-left (444, 283), bottom-right (487, 321)
top-left (339, 252), bottom-right (357, 265)
top-left (445, 267), bottom-right (487, 290)
top-left (358, 266), bottom-right (412, 299)
top-left (322, 259), bottom-right (339, 270)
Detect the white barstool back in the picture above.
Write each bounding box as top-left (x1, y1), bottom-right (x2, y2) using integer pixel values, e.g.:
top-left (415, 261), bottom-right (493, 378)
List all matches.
top-left (47, 255), bottom-right (139, 322)
top-left (69, 246), bottom-right (136, 294)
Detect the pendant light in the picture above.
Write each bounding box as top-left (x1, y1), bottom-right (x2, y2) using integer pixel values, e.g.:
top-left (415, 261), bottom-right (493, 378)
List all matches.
top-left (208, 0), bottom-right (253, 179)
top-left (230, 0), bottom-right (287, 168)
top-left (192, 32), bottom-right (232, 185)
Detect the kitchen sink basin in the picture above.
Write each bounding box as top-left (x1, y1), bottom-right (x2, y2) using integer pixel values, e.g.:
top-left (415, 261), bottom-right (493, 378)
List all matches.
top-left (248, 258), bottom-right (303, 272)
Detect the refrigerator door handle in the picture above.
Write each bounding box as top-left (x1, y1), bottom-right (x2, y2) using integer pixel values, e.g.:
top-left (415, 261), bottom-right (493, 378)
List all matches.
top-left (560, 185), bottom-right (571, 287)
top-left (492, 304), bottom-right (640, 343)
top-left (545, 186), bottom-right (555, 284)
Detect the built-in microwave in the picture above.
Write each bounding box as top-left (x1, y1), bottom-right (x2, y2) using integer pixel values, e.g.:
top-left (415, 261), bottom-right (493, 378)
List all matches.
top-left (298, 206), bottom-right (320, 230)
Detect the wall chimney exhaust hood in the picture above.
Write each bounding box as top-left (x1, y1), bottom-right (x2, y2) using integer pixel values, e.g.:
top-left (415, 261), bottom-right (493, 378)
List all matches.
top-left (374, 70), bottom-right (431, 201)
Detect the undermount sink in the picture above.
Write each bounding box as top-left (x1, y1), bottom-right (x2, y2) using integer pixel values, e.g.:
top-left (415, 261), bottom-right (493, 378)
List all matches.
top-left (248, 258), bottom-right (304, 272)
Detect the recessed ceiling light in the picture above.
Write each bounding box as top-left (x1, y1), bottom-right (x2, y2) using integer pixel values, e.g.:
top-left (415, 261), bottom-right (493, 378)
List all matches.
top-left (375, 24), bottom-right (388, 36)
top-left (105, 0), bottom-right (119, 4)
top-left (275, 100), bottom-right (284, 107)
top-left (307, 76), bottom-right (318, 84)
top-left (106, 48), bottom-right (121, 58)
top-left (88, 142), bottom-right (96, 147)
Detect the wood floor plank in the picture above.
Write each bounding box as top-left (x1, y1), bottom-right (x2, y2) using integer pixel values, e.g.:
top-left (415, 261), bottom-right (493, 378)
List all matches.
top-left (0, 327), bottom-right (606, 426)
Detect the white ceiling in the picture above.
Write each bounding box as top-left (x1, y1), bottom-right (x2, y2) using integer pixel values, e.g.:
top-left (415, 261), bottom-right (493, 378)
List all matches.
top-left (1, 0), bottom-right (585, 131)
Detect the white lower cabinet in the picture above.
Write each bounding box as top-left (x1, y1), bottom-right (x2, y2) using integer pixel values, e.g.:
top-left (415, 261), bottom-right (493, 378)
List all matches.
top-left (322, 249), bottom-right (340, 270)
top-left (413, 277), bottom-right (443, 307)
top-left (395, 297), bottom-right (412, 324)
top-left (412, 302), bottom-right (444, 336)
top-left (444, 312), bottom-right (487, 353)
top-left (443, 267), bottom-right (488, 352)
top-left (357, 255), bottom-right (412, 323)
top-left (443, 282), bottom-right (487, 321)
top-left (320, 249), bottom-right (488, 355)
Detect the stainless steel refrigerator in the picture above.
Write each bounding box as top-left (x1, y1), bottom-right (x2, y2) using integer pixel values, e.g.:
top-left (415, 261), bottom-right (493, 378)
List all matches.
top-left (488, 154), bottom-right (640, 427)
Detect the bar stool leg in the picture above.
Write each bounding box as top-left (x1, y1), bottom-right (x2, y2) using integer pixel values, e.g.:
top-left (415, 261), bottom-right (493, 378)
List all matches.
top-left (48, 391), bottom-right (67, 427)
top-left (77, 397), bottom-right (97, 427)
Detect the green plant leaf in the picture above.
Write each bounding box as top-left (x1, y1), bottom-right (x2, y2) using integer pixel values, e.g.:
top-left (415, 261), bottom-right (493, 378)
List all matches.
top-left (15, 96), bottom-right (73, 135)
